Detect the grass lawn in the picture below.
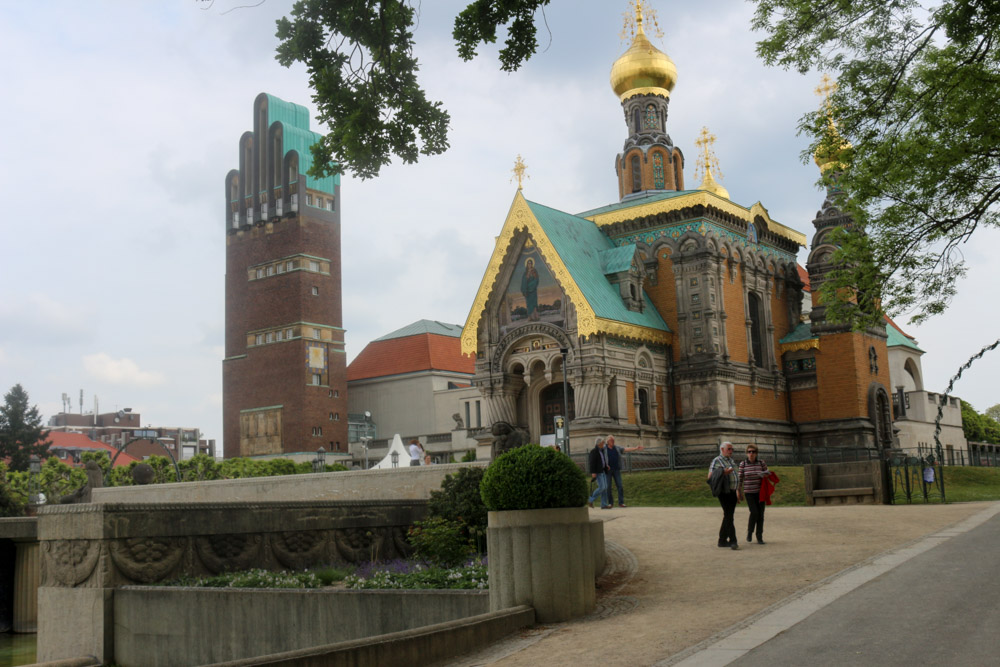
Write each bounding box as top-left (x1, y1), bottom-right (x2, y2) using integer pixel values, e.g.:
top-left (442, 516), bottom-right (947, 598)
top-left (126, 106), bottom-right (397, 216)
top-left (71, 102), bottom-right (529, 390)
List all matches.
top-left (616, 466), bottom-right (1000, 507)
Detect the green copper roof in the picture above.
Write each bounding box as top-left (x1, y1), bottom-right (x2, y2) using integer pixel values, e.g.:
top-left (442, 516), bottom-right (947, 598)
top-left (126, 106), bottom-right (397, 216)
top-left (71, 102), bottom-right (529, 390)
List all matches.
top-left (779, 321), bottom-right (816, 344)
top-left (576, 190), bottom-right (696, 218)
top-left (375, 320), bottom-right (464, 341)
top-left (601, 245), bottom-right (637, 274)
top-left (265, 93), bottom-right (339, 195)
top-left (885, 319), bottom-right (923, 351)
top-left (526, 200), bottom-right (670, 333)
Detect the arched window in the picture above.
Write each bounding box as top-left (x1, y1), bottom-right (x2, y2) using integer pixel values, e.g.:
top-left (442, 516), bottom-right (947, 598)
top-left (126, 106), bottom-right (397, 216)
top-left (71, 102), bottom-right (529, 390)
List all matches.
top-left (644, 104), bottom-right (658, 130)
top-left (638, 388), bottom-right (650, 425)
top-left (633, 108), bottom-right (641, 133)
top-left (674, 152), bottom-right (683, 189)
top-left (653, 153), bottom-right (665, 189)
top-left (748, 292), bottom-right (765, 368)
top-left (631, 155), bottom-right (642, 192)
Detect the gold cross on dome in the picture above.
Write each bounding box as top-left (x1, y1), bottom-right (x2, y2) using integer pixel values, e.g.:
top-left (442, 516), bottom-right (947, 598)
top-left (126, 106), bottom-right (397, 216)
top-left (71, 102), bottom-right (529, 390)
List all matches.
top-left (815, 73), bottom-right (837, 108)
top-left (620, 0), bottom-right (663, 41)
top-left (693, 126), bottom-right (723, 184)
top-left (510, 154), bottom-right (529, 190)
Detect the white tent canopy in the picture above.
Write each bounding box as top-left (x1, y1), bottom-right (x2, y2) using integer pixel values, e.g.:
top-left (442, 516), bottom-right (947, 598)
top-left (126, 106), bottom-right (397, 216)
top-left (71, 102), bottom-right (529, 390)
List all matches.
top-left (371, 433), bottom-right (414, 469)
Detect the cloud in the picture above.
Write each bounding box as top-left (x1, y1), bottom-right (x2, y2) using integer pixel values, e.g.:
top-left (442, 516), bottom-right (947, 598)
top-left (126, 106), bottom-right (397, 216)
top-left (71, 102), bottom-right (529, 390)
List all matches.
top-left (83, 353), bottom-right (165, 387)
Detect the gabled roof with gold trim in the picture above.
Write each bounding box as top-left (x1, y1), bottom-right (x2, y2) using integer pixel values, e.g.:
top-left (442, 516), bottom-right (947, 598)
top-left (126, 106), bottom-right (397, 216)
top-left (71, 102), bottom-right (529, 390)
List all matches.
top-left (461, 192), bottom-right (671, 355)
top-left (578, 189), bottom-right (807, 248)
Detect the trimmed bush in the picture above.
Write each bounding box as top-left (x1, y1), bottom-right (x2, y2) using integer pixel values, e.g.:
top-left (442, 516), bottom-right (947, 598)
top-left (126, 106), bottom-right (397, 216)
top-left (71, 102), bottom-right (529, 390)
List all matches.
top-left (480, 444), bottom-right (588, 511)
top-left (428, 466), bottom-right (487, 546)
top-left (408, 517), bottom-right (471, 566)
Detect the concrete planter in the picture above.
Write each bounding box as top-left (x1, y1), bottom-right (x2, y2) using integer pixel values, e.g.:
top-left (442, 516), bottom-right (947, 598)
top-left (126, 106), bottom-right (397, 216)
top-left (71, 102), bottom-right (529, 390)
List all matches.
top-left (487, 507), bottom-right (599, 623)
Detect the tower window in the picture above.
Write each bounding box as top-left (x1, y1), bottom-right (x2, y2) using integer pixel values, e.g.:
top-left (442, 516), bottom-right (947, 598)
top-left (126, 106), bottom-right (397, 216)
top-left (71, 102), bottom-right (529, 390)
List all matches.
top-left (748, 292), bottom-right (765, 368)
top-left (311, 286), bottom-right (319, 296)
top-left (309, 260), bottom-right (320, 272)
top-left (633, 108), bottom-right (641, 133)
top-left (638, 388), bottom-right (650, 425)
top-left (312, 373), bottom-right (322, 385)
top-left (653, 153), bottom-right (665, 189)
top-left (286, 260), bottom-right (294, 272)
top-left (286, 328), bottom-right (294, 339)
top-left (266, 265), bottom-right (274, 276)
top-left (631, 155), bottom-right (641, 193)
top-left (644, 104), bottom-right (657, 130)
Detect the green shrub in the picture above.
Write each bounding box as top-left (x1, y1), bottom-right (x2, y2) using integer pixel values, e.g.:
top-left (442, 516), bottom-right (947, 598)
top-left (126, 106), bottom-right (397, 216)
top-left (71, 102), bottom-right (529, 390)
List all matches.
top-left (480, 444), bottom-right (588, 511)
top-left (428, 466), bottom-right (486, 551)
top-left (408, 517), bottom-right (471, 567)
top-left (461, 449), bottom-right (476, 462)
top-left (0, 462), bottom-right (25, 517)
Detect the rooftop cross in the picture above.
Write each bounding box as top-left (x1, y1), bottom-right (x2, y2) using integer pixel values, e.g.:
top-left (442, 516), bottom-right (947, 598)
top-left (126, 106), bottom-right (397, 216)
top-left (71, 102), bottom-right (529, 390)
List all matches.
top-left (511, 154), bottom-right (529, 190)
top-left (815, 73), bottom-right (837, 111)
top-left (693, 126), bottom-right (723, 184)
top-left (620, 0), bottom-right (663, 42)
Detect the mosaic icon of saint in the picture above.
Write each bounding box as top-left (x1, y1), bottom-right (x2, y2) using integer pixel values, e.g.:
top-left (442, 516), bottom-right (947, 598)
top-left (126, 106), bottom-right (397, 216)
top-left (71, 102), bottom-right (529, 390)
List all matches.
top-left (521, 257), bottom-right (540, 321)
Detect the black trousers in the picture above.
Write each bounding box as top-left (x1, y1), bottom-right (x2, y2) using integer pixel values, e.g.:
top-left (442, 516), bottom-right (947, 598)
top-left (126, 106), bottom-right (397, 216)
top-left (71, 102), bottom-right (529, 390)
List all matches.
top-left (718, 491), bottom-right (738, 544)
top-left (746, 491), bottom-right (765, 539)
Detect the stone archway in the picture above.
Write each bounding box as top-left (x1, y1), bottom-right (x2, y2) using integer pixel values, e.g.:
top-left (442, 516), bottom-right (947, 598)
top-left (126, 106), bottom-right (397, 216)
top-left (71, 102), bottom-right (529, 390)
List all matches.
top-left (539, 383), bottom-right (575, 439)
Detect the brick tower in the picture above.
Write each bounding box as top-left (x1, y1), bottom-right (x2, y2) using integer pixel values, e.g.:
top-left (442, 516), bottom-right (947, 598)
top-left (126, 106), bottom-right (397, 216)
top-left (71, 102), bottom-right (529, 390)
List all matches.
top-left (222, 93), bottom-right (347, 459)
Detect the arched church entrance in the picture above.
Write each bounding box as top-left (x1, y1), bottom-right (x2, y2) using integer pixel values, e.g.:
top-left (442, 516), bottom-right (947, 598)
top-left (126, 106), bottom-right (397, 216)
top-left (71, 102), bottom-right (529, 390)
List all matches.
top-left (539, 383), bottom-right (575, 439)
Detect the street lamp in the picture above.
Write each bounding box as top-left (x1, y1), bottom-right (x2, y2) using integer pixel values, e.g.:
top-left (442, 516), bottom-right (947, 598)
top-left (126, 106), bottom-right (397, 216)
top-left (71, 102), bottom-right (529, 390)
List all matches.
top-left (29, 455), bottom-right (41, 505)
top-left (391, 451), bottom-right (399, 468)
top-left (312, 446), bottom-right (326, 473)
top-left (361, 436), bottom-right (372, 469)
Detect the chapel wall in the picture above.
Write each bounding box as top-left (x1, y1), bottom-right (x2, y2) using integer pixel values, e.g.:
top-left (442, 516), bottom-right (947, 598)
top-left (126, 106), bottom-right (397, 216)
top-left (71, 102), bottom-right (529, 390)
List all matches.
top-left (722, 258), bottom-right (749, 364)
top-left (733, 385), bottom-right (788, 421)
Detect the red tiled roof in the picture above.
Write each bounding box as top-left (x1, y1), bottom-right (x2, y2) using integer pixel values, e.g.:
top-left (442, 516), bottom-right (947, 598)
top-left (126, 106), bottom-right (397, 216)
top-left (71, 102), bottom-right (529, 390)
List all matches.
top-left (44, 431), bottom-right (141, 467)
top-left (348, 332), bottom-right (475, 381)
top-left (796, 264), bottom-right (811, 292)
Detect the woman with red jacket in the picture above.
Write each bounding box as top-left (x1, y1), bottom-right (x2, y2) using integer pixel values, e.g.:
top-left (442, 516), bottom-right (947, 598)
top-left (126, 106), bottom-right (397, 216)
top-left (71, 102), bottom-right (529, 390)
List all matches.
top-left (738, 445), bottom-right (771, 544)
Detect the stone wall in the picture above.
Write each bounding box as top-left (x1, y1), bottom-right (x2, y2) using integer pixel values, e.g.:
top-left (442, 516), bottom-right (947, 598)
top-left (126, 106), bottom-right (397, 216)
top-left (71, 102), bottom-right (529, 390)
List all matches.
top-left (91, 462), bottom-right (485, 505)
top-left (35, 500), bottom-right (427, 663)
top-left (114, 588), bottom-right (489, 667)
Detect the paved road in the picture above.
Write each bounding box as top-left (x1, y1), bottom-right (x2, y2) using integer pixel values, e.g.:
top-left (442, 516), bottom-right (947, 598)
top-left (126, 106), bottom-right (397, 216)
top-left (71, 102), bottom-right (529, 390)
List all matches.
top-left (732, 512), bottom-right (1000, 667)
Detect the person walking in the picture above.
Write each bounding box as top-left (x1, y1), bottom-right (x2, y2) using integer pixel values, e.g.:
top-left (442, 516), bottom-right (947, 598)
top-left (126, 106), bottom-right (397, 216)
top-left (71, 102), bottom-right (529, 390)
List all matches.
top-left (587, 436), bottom-right (612, 509)
top-left (738, 444), bottom-right (770, 544)
top-left (604, 435), bottom-right (643, 508)
top-left (708, 442), bottom-right (740, 549)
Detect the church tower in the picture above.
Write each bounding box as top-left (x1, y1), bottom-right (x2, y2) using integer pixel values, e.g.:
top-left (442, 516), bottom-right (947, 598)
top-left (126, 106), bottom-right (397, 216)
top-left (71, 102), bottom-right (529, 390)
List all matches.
top-left (791, 77), bottom-right (894, 449)
top-left (611, 1), bottom-right (685, 199)
top-left (222, 93), bottom-right (348, 459)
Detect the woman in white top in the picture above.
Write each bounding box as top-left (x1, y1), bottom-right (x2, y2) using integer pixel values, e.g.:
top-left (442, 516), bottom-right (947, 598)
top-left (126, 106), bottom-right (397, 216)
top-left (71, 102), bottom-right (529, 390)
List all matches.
top-left (408, 439), bottom-right (423, 466)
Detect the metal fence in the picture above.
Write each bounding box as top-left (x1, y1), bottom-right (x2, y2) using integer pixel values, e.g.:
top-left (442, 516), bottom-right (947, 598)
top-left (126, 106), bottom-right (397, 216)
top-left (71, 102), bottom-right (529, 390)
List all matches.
top-left (570, 442), bottom-right (1000, 473)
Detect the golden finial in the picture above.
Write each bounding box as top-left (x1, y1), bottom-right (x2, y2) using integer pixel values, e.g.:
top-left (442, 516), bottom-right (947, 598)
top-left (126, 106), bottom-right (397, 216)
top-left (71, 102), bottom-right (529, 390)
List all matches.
top-left (510, 154), bottom-right (528, 191)
top-left (814, 73), bottom-right (837, 111)
top-left (812, 74), bottom-right (851, 172)
top-left (694, 127), bottom-right (729, 199)
top-left (620, 0), bottom-right (663, 42)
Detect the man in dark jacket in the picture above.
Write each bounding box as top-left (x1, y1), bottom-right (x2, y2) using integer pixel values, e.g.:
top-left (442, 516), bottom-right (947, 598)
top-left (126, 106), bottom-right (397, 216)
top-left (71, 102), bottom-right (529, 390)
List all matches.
top-left (708, 442), bottom-right (740, 550)
top-left (587, 436), bottom-right (611, 509)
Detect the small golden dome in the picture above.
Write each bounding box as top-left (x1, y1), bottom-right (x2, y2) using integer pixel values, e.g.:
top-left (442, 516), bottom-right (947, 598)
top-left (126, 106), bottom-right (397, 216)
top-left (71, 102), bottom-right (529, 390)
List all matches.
top-left (698, 167), bottom-right (729, 199)
top-left (610, 19), bottom-right (677, 101)
top-left (813, 119), bottom-right (852, 172)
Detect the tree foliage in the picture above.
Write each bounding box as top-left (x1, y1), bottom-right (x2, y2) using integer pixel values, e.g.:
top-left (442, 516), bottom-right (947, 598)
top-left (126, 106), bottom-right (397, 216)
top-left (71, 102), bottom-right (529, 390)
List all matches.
top-left (961, 400), bottom-right (1000, 445)
top-left (752, 0), bottom-right (1000, 328)
top-left (985, 403), bottom-right (1000, 425)
top-left (0, 384), bottom-right (52, 472)
top-left (274, 0), bottom-right (550, 180)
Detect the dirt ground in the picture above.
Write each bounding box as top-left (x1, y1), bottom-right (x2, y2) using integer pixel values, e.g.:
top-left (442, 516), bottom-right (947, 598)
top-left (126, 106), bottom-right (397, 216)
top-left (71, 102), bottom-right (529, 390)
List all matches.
top-left (448, 502), bottom-right (992, 667)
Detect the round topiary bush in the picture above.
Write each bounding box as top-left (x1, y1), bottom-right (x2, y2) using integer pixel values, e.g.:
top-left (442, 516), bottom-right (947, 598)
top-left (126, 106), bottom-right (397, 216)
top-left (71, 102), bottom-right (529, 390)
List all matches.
top-left (480, 444), bottom-right (588, 511)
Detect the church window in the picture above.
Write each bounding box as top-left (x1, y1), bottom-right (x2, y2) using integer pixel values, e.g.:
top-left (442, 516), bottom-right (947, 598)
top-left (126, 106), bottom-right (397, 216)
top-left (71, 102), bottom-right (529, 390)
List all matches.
top-left (691, 293), bottom-right (701, 304)
top-left (693, 311), bottom-right (702, 320)
top-left (748, 292), bottom-right (765, 368)
top-left (694, 344), bottom-right (704, 353)
top-left (638, 388), bottom-right (650, 424)
top-left (694, 327), bottom-right (702, 336)
top-left (633, 108), bottom-right (641, 133)
top-left (653, 153), bottom-right (665, 189)
top-left (644, 105), bottom-right (658, 130)
top-left (690, 277), bottom-right (699, 287)
top-left (631, 155), bottom-right (641, 192)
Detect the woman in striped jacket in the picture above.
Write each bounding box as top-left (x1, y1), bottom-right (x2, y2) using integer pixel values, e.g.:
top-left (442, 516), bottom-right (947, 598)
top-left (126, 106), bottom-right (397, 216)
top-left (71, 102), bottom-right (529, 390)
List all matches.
top-left (738, 444), bottom-right (770, 545)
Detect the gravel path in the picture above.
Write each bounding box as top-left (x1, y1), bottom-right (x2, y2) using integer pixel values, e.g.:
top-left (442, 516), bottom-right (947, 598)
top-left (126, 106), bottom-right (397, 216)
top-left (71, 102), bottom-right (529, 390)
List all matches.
top-left (445, 502), bottom-right (992, 667)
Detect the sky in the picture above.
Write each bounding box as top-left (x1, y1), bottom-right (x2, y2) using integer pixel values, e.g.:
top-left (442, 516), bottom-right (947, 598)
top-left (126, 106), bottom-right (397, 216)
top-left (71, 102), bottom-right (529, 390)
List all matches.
top-left (1, 1), bottom-right (997, 449)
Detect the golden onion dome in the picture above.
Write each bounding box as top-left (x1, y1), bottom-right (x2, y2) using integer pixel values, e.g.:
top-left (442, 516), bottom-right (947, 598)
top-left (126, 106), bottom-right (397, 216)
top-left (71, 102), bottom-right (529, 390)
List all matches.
top-left (610, 19), bottom-right (677, 101)
top-left (697, 166), bottom-right (730, 200)
top-left (813, 119), bottom-right (852, 172)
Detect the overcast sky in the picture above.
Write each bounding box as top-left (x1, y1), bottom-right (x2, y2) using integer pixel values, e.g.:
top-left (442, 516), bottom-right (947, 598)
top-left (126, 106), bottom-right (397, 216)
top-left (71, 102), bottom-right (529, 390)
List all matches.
top-left (1, 1), bottom-right (997, 447)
